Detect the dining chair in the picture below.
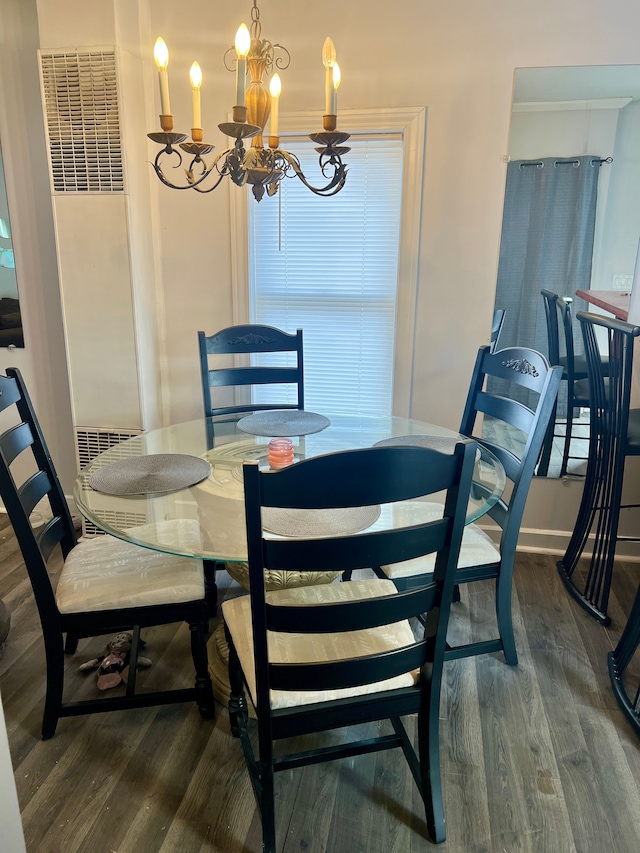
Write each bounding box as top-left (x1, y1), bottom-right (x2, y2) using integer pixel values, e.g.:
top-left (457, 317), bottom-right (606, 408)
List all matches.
top-left (0, 367), bottom-right (215, 739)
top-left (222, 440), bottom-right (477, 850)
top-left (490, 307), bottom-right (506, 353)
top-left (557, 312), bottom-right (640, 625)
top-left (198, 324), bottom-right (304, 610)
top-left (538, 289), bottom-right (597, 477)
top-left (374, 345), bottom-right (562, 666)
top-left (198, 324), bottom-right (304, 418)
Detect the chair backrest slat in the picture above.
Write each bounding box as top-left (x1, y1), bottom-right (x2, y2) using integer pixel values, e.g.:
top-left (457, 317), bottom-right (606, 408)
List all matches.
top-left (269, 642), bottom-right (430, 692)
top-left (37, 516), bottom-right (70, 564)
top-left (19, 470), bottom-right (53, 519)
top-left (199, 325), bottom-right (304, 417)
top-left (264, 521), bottom-right (449, 574)
top-left (474, 390), bottom-right (535, 434)
top-left (259, 445), bottom-right (461, 509)
top-left (0, 421), bottom-right (34, 467)
top-left (266, 583), bottom-right (439, 634)
top-left (208, 366), bottom-right (302, 388)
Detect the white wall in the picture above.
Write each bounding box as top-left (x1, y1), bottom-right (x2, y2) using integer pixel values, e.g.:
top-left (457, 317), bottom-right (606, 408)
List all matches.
top-left (597, 100), bottom-right (640, 290)
top-left (0, 695), bottom-right (26, 853)
top-left (0, 0), bottom-right (76, 493)
top-left (5, 0), bottom-right (640, 547)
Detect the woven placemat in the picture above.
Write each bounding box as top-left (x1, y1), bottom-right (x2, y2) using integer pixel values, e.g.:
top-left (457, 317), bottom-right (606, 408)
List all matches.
top-left (89, 454), bottom-right (211, 496)
top-left (237, 410), bottom-right (330, 437)
top-left (262, 504), bottom-right (381, 538)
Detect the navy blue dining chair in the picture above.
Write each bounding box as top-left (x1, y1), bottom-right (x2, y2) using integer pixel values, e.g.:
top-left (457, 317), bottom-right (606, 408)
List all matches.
top-left (0, 368), bottom-right (214, 739)
top-left (223, 440), bottom-right (477, 849)
top-left (373, 344), bottom-right (562, 666)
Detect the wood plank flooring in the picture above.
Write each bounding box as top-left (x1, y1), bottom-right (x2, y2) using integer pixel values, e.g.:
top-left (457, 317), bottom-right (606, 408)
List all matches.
top-left (0, 518), bottom-right (638, 852)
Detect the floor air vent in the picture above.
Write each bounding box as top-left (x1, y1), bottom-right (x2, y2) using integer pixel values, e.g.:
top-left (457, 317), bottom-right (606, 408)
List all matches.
top-left (39, 48), bottom-right (124, 193)
top-left (75, 427), bottom-right (145, 536)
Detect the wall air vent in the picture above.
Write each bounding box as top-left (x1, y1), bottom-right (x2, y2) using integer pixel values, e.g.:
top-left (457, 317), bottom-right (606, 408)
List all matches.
top-left (75, 428), bottom-right (144, 537)
top-left (39, 49), bottom-right (124, 193)
top-left (75, 427), bottom-right (141, 470)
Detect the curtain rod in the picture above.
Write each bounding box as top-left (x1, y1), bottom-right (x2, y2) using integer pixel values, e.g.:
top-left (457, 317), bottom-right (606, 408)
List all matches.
top-left (518, 156), bottom-right (613, 169)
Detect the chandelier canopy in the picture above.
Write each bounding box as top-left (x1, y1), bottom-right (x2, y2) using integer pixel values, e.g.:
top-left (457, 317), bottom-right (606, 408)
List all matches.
top-left (147, 1), bottom-right (350, 202)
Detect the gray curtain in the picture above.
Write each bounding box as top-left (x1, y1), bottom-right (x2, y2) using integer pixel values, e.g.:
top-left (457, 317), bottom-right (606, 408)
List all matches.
top-left (494, 155), bottom-right (601, 357)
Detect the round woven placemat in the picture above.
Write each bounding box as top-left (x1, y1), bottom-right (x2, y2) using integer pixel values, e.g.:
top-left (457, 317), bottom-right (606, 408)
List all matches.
top-left (373, 434), bottom-right (460, 452)
top-left (237, 410), bottom-right (330, 437)
top-left (89, 454), bottom-right (211, 496)
top-left (262, 504), bottom-right (381, 538)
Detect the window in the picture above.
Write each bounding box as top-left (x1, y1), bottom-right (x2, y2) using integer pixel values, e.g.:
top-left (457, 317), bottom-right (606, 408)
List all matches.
top-left (233, 107), bottom-right (426, 417)
top-left (250, 136), bottom-right (403, 415)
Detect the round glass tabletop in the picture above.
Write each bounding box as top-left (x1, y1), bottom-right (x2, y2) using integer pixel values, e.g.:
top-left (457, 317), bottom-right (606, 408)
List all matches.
top-left (74, 413), bottom-right (506, 562)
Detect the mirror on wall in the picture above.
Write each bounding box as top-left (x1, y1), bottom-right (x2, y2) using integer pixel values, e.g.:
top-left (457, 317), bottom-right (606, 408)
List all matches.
top-left (491, 65), bottom-right (640, 478)
top-left (0, 140), bottom-right (23, 348)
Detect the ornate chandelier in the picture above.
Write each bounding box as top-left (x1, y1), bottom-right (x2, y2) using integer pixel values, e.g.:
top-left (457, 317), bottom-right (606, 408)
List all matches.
top-left (147, 1), bottom-right (350, 202)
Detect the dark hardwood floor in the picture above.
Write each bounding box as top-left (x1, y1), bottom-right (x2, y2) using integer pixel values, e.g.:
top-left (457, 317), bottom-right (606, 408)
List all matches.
top-left (0, 516), bottom-right (638, 852)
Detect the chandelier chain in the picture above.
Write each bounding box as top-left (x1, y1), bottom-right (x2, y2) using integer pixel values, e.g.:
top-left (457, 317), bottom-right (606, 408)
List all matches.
top-left (251, 0), bottom-right (261, 40)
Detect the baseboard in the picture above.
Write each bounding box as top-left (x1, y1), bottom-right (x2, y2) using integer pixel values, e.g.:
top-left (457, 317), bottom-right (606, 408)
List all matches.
top-left (477, 523), bottom-right (640, 562)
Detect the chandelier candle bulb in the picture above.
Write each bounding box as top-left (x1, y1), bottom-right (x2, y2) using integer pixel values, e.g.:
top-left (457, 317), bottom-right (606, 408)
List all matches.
top-left (153, 37), bottom-right (171, 117)
top-left (190, 62), bottom-right (202, 131)
top-left (322, 37), bottom-right (337, 115)
top-left (269, 74), bottom-right (281, 138)
top-left (268, 438), bottom-right (294, 470)
top-left (235, 24), bottom-right (251, 107)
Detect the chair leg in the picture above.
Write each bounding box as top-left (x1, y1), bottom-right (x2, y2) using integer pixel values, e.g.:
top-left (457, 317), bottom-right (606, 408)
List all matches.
top-left (189, 619), bottom-right (215, 719)
top-left (63, 633), bottom-right (78, 655)
top-left (203, 559), bottom-right (219, 616)
top-left (260, 763), bottom-right (277, 853)
top-left (226, 628), bottom-right (248, 737)
top-left (418, 686), bottom-right (446, 843)
top-left (495, 567), bottom-right (517, 666)
top-left (42, 633), bottom-right (65, 740)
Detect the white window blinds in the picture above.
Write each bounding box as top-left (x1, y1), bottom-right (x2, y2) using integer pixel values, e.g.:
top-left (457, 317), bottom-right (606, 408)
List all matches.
top-left (249, 135), bottom-right (403, 415)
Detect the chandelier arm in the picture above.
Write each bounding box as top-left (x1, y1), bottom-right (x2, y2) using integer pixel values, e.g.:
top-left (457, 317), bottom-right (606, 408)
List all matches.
top-left (186, 168), bottom-right (228, 194)
top-left (272, 44), bottom-right (291, 71)
top-left (150, 148), bottom-right (190, 190)
top-left (290, 166), bottom-right (348, 196)
top-left (275, 149), bottom-right (348, 195)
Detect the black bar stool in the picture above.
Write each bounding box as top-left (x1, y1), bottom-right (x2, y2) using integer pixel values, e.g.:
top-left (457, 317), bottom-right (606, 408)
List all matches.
top-left (609, 580), bottom-right (640, 735)
top-left (557, 312), bottom-right (640, 624)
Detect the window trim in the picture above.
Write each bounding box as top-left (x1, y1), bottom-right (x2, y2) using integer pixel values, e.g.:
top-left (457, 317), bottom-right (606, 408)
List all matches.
top-left (230, 105), bottom-right (426, 417)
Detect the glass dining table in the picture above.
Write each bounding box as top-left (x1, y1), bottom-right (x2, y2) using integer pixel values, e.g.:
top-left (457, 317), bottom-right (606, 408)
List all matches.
top-left (74, 411), bottom-right (506, 706)
top-left (74, 411), bottom-right (506, 563)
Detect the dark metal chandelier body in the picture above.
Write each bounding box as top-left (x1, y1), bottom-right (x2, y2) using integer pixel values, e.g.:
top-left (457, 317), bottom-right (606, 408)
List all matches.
top-left (147, 1), bottom-right (349, 201)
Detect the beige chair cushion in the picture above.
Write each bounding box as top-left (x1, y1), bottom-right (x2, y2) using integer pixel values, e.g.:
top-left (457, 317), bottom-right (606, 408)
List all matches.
top-left (56, 519), bottom-right (205, 614)
top-left (222, 578), bottom-right (419, 711)
top-left (382, 508), bottom-right (500, 580)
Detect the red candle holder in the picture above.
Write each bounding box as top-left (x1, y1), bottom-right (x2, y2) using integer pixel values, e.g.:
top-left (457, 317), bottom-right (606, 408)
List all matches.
top-left (268, 437), bottom-right (294, 469)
